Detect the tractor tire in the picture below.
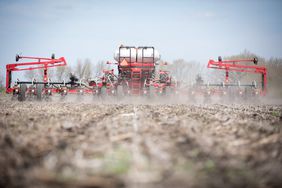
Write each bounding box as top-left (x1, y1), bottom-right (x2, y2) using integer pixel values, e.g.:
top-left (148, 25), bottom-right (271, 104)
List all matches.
top-left (36, 84), bottom-right (43, 101)
top-left (18, 84), bottom-right (27, 101)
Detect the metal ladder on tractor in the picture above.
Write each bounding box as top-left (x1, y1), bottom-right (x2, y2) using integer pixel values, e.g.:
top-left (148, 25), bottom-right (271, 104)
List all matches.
top-left (131, 69), bottom-right (142, 95)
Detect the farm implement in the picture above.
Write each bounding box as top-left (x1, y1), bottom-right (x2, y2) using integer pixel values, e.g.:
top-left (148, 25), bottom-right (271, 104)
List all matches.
top-left (5, 45), bottom-right (267, 102)
top-left (6, 45), bottom-right (177, 101)
top-left (111, 45), bottom-right (177, 96)
top-left (188, 56), bottom-right (267, 102)
top-left (88, 45), bottom-right (178, 97)
top-left (6, 54), bottom-right (97, 101)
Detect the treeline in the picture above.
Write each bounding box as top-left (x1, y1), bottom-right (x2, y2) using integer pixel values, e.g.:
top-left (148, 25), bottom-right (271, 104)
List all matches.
top-left (157, 59), bottom-right (205, 85)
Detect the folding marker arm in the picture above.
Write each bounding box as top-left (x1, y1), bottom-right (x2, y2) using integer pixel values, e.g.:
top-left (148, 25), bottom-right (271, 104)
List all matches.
top-left (207, 57), bottom-right (267, 95)
top-left (6, 55), bottom-right (67, 93)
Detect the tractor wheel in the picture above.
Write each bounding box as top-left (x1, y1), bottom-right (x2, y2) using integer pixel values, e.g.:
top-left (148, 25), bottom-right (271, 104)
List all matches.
top-left (36, 84), bottom-right (43, 101)
top-left (18, 84), bottom-right (27, 101)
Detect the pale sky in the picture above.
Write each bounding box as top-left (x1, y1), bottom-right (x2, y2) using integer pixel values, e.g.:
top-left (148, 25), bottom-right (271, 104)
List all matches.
top-left (0, 0), bottom-right (282, 78)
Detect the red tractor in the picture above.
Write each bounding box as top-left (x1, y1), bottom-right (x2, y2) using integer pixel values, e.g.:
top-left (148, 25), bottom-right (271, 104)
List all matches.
top-left (114, 46), bottom-right (158, 95)
top-left (109, 45), bottom-right (176, 97)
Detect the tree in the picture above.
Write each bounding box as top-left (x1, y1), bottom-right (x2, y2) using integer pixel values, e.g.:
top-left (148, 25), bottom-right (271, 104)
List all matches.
top-left (74, 59), bottom-right (93, 80)
top-left (93, 61), bottom-right (107, 77)
top-left (24, 69), bottom-right (40, 80)
top-left (56, 66), bottom-right (72, 81)
top-left (75, 59), bottom-right (83, 79)
top-left (168, 59), bottom-right (204, 85)
top-left (82, 58), bottom-right (93, 79)
top-left (265, 57), bottom-right (282, 97)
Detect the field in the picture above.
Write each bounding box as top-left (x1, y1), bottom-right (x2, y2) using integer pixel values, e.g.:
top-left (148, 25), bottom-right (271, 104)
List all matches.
top-left (0, 95), bottom-right (282, 188)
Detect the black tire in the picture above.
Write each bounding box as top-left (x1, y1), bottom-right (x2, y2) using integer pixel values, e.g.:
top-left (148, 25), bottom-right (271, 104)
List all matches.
top-left (218, 56), bottom-right (222, 62)
top-left (36, 84), bottom-right (43, 101)
top-left (254, 57), bottom-right (258, 65)
top-left (16, 54), bottom-right (20, 62)
top-left (18, 84), bottom-right (27, 101)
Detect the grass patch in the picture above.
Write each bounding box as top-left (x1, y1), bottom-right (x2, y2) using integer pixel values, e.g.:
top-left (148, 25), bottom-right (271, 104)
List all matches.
top-left (204, 159), bottom-right (215, 172)
top-left (0, 87), bottom-right (5, 94)
top-left (271, 111), bottom-right (281, 117)
top-left (103, 147), bottom-right (132, 175)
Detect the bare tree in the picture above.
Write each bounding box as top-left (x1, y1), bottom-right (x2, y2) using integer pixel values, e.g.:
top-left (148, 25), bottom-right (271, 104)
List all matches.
top-left (168, 59), bottom-right (204, 84)
top-left (25, 69), bottom-right (54, 82)
top-left (56, 66), bottom-right (65, 81)
top-left (56, 66), bottom-right (72, 81)
top-left (265, 57), bottom-right (282, 97)
top-left (82, 58), bottom-right (93, 79)
top-left (24, 70), bottom-right (39, 80)
top-left (47, 68), bottom-right (55, 81)
top-left (75, 59), bottom-right (83, 79)
top-left (74, 59), bottom-right (93, 80)
top-left (93, 61), bottom-right (106, 77)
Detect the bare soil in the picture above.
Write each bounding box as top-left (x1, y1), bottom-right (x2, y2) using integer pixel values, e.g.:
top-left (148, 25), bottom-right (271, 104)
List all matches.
top-left (0, 95), bottom-right (282, 188)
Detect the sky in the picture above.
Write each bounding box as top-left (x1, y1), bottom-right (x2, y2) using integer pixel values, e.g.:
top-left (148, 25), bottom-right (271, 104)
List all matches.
top-left (0, 0), bottom-right (282, 79)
